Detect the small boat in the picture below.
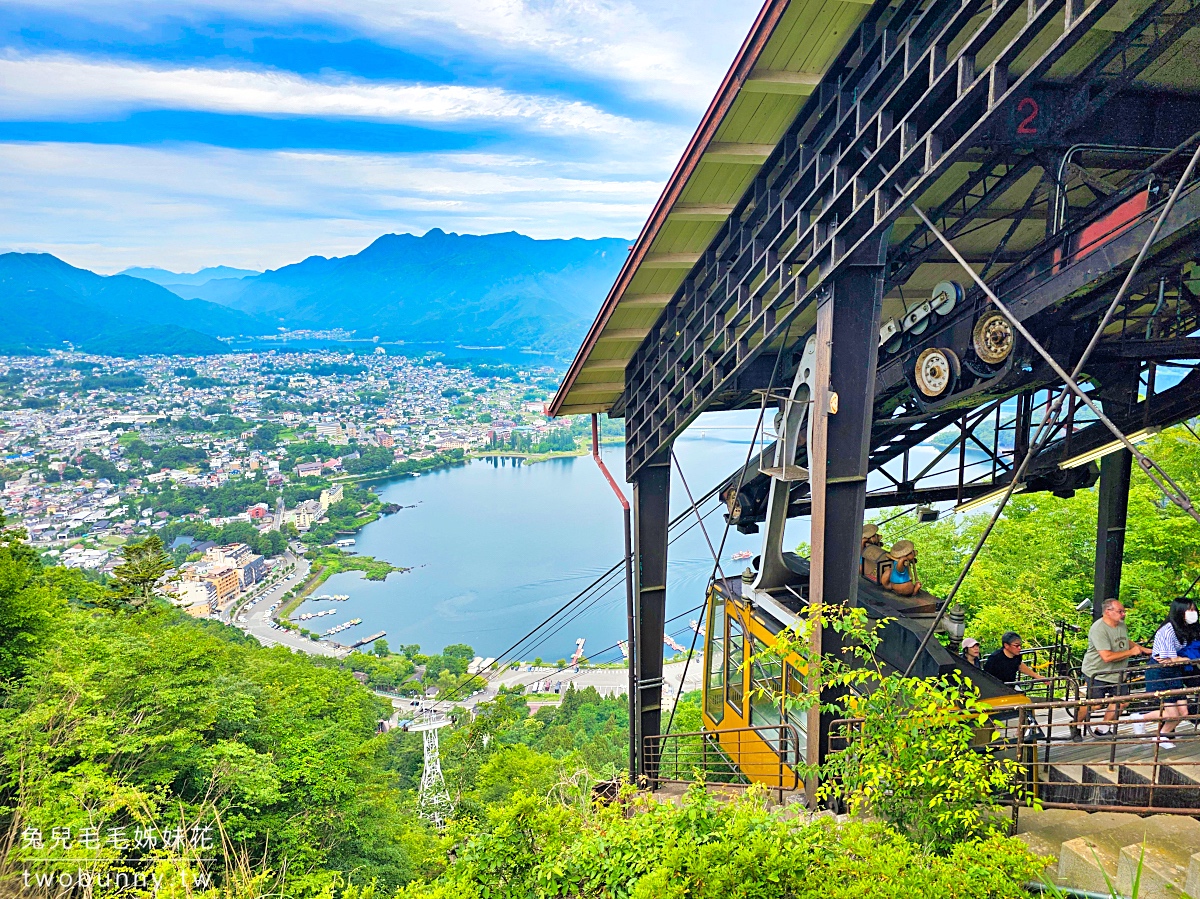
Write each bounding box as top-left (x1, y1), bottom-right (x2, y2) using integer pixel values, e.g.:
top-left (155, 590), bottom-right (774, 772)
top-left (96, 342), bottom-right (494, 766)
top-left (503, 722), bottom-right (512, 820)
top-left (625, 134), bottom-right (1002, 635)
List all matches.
top-left (731, 550), bottom-right (753, 561)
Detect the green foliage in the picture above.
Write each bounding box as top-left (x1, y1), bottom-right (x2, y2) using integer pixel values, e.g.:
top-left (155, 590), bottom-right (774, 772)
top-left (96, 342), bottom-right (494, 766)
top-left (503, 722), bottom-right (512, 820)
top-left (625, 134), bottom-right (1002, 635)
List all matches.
top-left (345, 649), bottom-right (416, 691)
top-left (80, 372), bottom-right (147, 391)
top-left (485, 428), bottom-right (576, 454)
top-left (825, 672), bottom-right (1025, 851)
top-left (874, 425), bottom-right (1200, 647)
top-left (151, 479), bottom-right (323, 520)
top-left (0, 517), bottom-right (67, 682)
top-left (250, 422), bottom-right (284, 450)
top-left (341, 448), bottom-right (395, 475)
top-left (121, 437), bottom-right (207, 472)
top-left (108, 535), bottom-right (173, 610)
top-left (753, 604), bottom-right (1029, 851)
top-left (304, 548), bottom-right (404, 582)
top-left (399, 786), bottom-right (1045, 899)
top-left (160, 519), bottom-right (287, 559)
top-left (19, 395), bottom-right (57, 409)
top-left (0, 597), bottom-right (432, 893)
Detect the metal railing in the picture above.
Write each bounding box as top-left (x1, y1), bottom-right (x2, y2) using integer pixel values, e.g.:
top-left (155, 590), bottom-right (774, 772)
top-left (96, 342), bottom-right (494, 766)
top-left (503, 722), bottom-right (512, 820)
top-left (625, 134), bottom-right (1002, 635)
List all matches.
top-left (645, 724), bottom-right (803, 803)
top-left (829, 682), bottom-right (1200, 819)
top-left (1004, 685), bottom-right (1200, 816)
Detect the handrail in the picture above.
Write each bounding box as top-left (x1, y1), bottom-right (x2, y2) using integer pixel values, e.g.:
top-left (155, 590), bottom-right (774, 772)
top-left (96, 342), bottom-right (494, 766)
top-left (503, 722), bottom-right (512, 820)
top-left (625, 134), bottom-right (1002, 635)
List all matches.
top-left (645, 723), bottom-right (804, 802)
top-left (830, 683), bottom-right (1200, 817)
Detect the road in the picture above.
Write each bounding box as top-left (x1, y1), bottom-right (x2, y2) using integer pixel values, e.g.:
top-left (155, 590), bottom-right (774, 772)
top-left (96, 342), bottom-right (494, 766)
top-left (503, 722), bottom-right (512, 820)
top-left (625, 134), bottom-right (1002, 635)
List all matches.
top-left (379, 658), bottom-right (704, 718)
top-left (228, 552), bottom-right (350, 659)
top-left (227, 556), bottom-right (702, 707)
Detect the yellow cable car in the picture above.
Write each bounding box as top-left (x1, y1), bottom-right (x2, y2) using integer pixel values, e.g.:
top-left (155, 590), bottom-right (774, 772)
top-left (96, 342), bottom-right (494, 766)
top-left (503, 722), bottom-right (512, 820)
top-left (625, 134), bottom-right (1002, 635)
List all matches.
top-left (699, 549), bottom-right (1030, 792)
top-left (695, 338), bottom-right (1029, 791)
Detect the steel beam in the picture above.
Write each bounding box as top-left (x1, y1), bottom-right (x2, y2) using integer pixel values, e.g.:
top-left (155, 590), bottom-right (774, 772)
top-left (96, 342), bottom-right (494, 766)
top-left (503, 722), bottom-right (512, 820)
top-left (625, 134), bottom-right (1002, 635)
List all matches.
top-left (1093, 448), bottom-right (1133, 618)
top-left (1092, 371), bottom-right (1139, 616)
top-left (631, 460), bottom-right (670, 781)
top-left (620, 0), bottom-right (1195, 478)
top-left (805, 246), bottom-right (886, 793)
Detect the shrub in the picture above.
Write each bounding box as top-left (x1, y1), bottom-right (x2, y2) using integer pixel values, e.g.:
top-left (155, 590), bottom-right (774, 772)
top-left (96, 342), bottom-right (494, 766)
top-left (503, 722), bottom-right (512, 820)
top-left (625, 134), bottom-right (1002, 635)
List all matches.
top-left (396, 785), bottom-right (1045, 899)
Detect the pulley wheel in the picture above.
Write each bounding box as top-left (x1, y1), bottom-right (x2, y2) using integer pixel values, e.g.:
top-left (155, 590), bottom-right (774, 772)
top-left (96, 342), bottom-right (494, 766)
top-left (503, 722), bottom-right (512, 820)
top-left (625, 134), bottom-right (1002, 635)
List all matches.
top-left (914, 347), bottom-right (957, 398)
top-left (930, 280), bottom-right (962, 316)
top-left (882, 332), bottom-right (904, 354)
top-left (972, 312), bottom-right (1014, 365)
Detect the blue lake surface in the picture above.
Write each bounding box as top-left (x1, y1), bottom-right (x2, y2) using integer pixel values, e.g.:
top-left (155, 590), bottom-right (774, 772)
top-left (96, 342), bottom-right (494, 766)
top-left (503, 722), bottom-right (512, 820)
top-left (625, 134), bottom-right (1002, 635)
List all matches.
top-left (297, 411), bottom-right (982, 661)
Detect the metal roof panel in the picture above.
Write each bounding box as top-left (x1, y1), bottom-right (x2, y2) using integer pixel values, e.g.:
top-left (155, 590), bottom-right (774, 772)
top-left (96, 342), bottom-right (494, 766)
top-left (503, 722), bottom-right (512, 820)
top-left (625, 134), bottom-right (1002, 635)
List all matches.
top-left (550, 0), bottom-right (872, 416)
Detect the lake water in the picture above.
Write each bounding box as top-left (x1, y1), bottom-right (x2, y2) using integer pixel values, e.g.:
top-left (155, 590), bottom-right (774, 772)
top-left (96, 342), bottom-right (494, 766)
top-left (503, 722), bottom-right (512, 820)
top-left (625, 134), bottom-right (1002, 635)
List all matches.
top-left (299, 411), bottom-right (983, 662)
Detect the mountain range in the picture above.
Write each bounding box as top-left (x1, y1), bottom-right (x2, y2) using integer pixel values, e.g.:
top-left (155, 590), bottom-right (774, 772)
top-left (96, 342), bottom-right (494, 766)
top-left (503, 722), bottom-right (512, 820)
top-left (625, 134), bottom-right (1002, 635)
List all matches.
top-left (162, 230), bottom-right (628, 354)
top-left (120, 265), bottom-right (261, 288)
top-left (0, 253), bottom-right (260, 356)
top-left (0, 231), bottom-right (628, 356)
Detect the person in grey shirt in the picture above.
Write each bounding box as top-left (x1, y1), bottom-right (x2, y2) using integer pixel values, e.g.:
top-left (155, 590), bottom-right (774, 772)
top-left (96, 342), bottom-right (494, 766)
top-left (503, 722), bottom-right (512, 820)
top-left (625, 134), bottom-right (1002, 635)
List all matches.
top-left (1073, 598), bottom-right (1150, 739)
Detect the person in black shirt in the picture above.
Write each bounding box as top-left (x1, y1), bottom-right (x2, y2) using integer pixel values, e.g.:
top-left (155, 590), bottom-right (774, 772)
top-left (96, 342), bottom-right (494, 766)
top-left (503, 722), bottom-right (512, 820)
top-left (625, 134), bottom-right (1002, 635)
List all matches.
top-left (983, 631), bottom-right (1050, 685)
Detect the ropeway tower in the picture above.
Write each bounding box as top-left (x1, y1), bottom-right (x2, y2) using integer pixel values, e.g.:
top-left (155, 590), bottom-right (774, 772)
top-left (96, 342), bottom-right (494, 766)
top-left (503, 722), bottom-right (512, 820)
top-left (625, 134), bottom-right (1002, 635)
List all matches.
top-left (409, 713), bottom-right (454, 829)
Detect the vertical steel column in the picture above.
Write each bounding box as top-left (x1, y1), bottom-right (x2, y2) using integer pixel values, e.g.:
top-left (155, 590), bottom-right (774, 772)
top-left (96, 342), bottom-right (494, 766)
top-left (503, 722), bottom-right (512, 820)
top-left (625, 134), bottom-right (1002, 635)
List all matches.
top-left (1093, 447), bottom-right (1133, 618)
top-left (805, 244), bottom-right (887, 799)
top-left (1092, 370), bottom-right (1138, 618)
top-left (632, 458), bottom-right (671, 782)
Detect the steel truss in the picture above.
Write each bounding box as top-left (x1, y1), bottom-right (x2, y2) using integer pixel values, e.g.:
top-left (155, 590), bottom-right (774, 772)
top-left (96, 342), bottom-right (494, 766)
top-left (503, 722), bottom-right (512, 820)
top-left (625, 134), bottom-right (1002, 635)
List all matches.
top-left (619, 0), bottom-right (1200, 478)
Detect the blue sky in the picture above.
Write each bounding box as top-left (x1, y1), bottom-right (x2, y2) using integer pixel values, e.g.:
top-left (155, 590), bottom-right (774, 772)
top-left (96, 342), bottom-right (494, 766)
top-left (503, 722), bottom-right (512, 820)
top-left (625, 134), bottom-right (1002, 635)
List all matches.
top-left (0, 0), bottom-right (761, 273)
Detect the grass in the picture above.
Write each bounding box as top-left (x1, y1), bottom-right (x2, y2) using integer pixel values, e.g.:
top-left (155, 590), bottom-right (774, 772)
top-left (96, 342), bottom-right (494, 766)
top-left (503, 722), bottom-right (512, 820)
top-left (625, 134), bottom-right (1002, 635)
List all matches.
top-left (276, 551), bottom-right (407, 624)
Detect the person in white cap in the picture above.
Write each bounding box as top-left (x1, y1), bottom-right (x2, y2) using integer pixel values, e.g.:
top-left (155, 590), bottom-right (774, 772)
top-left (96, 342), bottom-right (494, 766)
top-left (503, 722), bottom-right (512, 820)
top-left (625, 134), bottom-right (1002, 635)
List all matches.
top-left (961, 636), bottom-right (982, 667)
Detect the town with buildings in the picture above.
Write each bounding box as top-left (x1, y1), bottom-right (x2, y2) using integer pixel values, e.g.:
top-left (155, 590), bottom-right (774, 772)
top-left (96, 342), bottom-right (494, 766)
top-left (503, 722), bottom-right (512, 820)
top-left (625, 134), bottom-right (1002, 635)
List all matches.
top-left (0, 350), bottom-right (575, 617)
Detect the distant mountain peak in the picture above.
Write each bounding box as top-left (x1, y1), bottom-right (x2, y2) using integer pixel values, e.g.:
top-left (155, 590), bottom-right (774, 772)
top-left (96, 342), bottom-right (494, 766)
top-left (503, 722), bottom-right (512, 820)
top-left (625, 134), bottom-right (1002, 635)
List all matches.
top-left (177, 230), bottom-right (632, 355)
top-left (121, 265), bottom-right (261, 287)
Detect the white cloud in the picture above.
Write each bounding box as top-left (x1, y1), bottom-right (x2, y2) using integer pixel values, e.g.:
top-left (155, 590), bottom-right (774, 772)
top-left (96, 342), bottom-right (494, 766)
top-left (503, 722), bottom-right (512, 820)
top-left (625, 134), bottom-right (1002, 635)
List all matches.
top-left (0, 53), bottom-right (657, 141)
top-left (0, 142), bottom-right (661, 271)
top-left (9, 0), bottom-right (761, 108)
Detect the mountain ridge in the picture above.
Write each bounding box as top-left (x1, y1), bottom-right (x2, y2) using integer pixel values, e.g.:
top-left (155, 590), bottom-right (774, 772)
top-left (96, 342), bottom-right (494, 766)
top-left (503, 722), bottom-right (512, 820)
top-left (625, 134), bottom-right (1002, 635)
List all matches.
top-left (0, 253), bottom-right (262, 355)
top-left (120, 265), bottom-right (261, 286)
top-left (2, 229), bottom-right (630, 356)
top-left (171, 229), bottom-right (629, 354)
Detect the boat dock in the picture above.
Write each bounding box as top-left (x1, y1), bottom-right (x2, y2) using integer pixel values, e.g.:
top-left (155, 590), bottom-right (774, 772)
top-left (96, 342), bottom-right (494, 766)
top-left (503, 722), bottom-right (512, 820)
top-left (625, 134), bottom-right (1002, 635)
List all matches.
top-left (351, 630), bottom-right (386, 648)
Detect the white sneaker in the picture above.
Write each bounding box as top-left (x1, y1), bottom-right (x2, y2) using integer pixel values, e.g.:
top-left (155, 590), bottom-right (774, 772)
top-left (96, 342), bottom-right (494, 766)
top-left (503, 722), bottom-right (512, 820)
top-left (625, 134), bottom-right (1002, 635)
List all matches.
top-left (1093, 725), bottom-right (1110, 736)
top-left (1130, 713), bottom-right (1146, 736)
top-left (1158, 738), bottom-right (1176, 750)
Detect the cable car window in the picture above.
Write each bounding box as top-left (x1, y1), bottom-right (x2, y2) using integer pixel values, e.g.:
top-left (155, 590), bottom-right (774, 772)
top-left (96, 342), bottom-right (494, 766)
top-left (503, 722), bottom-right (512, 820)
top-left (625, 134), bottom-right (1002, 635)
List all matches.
top-left (749, 635), bottom-right (783, 728)
top-left (705, 593), bottom-right (725, 723)
top-left (785, 663), bottom-right (808, 763)
top-left (726, 617), bottom-right (744, 712)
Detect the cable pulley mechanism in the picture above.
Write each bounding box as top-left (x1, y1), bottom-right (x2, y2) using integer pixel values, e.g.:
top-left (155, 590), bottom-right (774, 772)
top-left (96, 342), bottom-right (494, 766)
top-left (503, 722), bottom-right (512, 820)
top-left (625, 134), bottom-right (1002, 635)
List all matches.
top-left (972, 312), bottom-right (1015, 365)
top-left (930, 280), bottom-right (962, 316)
top-left (913, 347), bottom-right (959, 398)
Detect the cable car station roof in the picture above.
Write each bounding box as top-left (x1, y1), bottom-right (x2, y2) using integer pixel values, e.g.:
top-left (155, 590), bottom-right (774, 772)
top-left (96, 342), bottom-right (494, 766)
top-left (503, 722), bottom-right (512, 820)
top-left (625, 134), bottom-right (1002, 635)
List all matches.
top-left (551, 0), bottom-right (873, 417)
top-left (553, 0), bottom-right (1200, 492)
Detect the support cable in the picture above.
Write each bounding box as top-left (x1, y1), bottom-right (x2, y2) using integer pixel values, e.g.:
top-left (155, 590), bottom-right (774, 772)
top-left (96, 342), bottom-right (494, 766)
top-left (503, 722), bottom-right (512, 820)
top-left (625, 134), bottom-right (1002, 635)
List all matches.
top-left (910, 161), bottom-right (1200, 524)
top-left (433, 485), bottom-right (725, 706)
top-left (663, 340), bottom-right (787, 735)
top-left (667, 451), bottom-right (732, 730)
top-left (531, 612), bottom-right (707, 693)
top-left (900, 145), bottom-right (1200, 673)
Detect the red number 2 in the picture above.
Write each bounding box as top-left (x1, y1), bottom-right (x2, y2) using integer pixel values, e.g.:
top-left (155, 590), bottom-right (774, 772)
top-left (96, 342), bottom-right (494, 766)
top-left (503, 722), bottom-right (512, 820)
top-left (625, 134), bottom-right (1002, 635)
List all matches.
top-left (1017, 96), bottom-right (1039, 135)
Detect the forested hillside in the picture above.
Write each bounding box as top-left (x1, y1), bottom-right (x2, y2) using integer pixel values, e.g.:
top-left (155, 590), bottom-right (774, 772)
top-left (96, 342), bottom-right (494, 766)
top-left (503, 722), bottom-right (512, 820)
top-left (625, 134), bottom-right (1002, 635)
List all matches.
top-left (6, 426), bottom-right (1200, 897)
